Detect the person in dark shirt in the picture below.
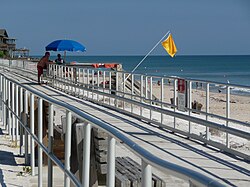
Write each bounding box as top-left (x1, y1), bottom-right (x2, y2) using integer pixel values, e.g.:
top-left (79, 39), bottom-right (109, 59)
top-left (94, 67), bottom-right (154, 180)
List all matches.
top-left (55, 54), bottom-right (65, 64)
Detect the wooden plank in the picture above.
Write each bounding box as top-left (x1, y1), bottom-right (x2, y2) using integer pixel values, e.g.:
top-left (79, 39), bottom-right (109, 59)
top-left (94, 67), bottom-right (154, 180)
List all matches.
top-left (94, 137), bottom-right (108, 147)
top-left (115, 172), bottom-right (131, 187)
top-left (115, 157), bottom-right (165, 187)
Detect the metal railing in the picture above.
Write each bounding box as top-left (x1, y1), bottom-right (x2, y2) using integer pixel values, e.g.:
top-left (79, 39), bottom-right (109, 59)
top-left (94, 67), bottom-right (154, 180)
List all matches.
top-left (47, 63), bottom-right (250, 160)
top-left (0, 71), bottom-right (225, 186)
top-left (0, 58), bottom-right (249, 160)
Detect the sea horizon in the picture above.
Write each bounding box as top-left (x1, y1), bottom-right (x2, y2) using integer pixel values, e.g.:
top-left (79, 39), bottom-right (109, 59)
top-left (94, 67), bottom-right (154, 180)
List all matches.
top-left (32, 54), bottom-right (250, 57)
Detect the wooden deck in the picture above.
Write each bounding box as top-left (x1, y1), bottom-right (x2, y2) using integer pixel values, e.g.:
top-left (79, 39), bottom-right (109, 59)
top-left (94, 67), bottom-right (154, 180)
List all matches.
top-left (1, 70), bottom-right (250, 186)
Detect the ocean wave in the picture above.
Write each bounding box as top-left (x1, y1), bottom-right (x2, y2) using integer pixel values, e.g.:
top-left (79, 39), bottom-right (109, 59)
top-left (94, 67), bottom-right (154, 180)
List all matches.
top-left (231, 87), bottom-right (250, 93)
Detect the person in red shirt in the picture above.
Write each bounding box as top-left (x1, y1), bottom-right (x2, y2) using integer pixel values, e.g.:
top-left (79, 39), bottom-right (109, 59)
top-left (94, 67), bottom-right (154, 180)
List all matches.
top-left (37, 52), bottom-right (53, 84)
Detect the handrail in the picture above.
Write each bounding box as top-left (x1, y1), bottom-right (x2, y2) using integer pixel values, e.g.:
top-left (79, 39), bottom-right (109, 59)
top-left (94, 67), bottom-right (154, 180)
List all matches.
top-left (0, 60), bottom-right (249, 160)
top-left (1, 61), bottom-right (250, 131)
top-left (0, 72), bottom-right (225, 186)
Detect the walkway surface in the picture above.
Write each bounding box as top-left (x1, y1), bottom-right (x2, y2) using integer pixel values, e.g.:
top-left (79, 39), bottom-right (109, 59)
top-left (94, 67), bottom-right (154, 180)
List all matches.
top-left (0, 70), bottom-right (250, 186)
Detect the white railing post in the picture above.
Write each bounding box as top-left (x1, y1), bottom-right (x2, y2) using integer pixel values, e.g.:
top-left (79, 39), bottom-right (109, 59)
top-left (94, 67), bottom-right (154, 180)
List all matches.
top-left (173, 79), bottom-right (177, 128)
top-left (141, 160), bottom-right (152, 187)
top-left (83, 69), bottom-right (86, 97)
top-left (61, 66), bottom-right (63, 89)
top-left (150, 77), bottom-right (152, 120)
top-left (0, 75), bottom-right (2, 94)
top-left (54, 65), bottom-right (57, 88)
top-left (107, 136), bottom-right (116, 187)
top-left (206, 83), bottom-right (210, 141)
top-left (48, 64), bottom-right (50, 76)
top-left (97, 70), bottom-right (100, 101)
top-left (58, 66), bottom-right (61, 89)
top-left (87, 69), bottom-right (90, 98)
top-left (82, 122), bottom-right (91, 187)
top-left (52, 65), bottom-right (55, 87)
top-left (12, 82), bottom-right (15, 142)
top-left (48, 103), bottom-right (54, 187)
top-left (123, 73), bottom-right (126, 110)
top-left (226, 86), bottom-right (230, 148)
top-left (131, 74), bottom-right (134, 113)
top-left (15, 85), bottom-right (19, 147)
top-left (1, 77), bottom-right (4, 128)
top-left (8, 80), bottom-right (11, 136)
top-left (2, 77), bottom-right (6, 129)
top-left (109, 72), bottom-right (112, 105)
top-left (0, 75), bottom-right (2, 93)
top-left (161, 78), bottom-right (164, 124)
top-left (30, 93), bottom-right (35, 176)
top-left (24, 90), bottom-right (29, 164)
top-left (64, 110), bottom-right (72, 187)
top-left (0, 75), bottom-right (2, 125)
top-left (1, 76), bottom-right (3, 125)
top-left (4, 76), bottom-right (6, 126)
top-left (140, 75), bottom-right (143, 116)
top-left (61, 66), bottom-right (66, 92)
top-left (188, 81), bottom-right (192, 134)
top-left (0, 75), bottom-right (3, 124)
top-left (102, 71), bottom-right (106, 103)
top-left (38, 98), bottom-right (43, 187)
top-left (19, 87), bottom-right (23, 155)
top-left (82, 69), bottom-right (86, 98)
top-left (72, 68), bottom-right (75, 93)
top-left (92, 69), bottom-right (94, 100)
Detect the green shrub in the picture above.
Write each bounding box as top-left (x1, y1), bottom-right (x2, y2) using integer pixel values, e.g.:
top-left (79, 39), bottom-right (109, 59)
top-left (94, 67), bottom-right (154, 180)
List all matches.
top-left (0, 51), bottom-right (4, 58)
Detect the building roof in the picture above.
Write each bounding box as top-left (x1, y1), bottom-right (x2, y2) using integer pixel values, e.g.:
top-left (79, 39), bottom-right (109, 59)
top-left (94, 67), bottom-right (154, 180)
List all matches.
top-left (0, 29), bottom-right (8, 37)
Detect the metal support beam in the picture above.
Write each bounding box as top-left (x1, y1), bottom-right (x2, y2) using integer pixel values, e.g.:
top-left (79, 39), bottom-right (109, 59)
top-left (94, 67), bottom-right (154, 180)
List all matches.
top-left (19, 87), bottom-right (23, 155)
top-left (8, 81), bottom-right (11, 137)
top-left (188, 81), bottom-right (192, 134)
top-left (38, 98), bottom-right (43, 187)
top-left (24, 90), bottom-right (29, 164)
top-left (15, 85), bottom-right (19, 146)
top-left (48, 104), bottom-right (54, 187)
top-left (64, 110), bottom-right (72, 187)
top-left (206, 83), bottom-right (210, 141)
top-left (226, 86), bottom-right (230, 148)
top-left (107, 136), bottom-right (116, 187)
top-left (141, 160), bottom-right (152, 187)
top-left (3, 77), bottom-right (6, 129)
top-left (30, 93), bottom-right (35, 176)
top-left (82, 122), bottom-right (91, 187)
top-left (173, 79), bottom-right (177, 128)
top-left (12, 82), bottom-right (15, 142)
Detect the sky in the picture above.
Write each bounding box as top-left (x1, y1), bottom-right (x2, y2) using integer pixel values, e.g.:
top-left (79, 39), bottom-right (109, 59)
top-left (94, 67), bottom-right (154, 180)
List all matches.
top-left (1, 0), bottom-right (250, 56)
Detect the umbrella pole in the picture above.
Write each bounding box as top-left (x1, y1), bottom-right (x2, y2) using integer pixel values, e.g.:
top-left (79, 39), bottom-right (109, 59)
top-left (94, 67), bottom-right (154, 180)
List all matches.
top-left (64, 51), bottom-right (66, 61)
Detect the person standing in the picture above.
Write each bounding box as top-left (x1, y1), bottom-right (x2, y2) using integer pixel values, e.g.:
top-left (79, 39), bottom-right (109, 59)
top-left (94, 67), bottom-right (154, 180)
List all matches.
top-left (37, 52), bottom-right (53, 84)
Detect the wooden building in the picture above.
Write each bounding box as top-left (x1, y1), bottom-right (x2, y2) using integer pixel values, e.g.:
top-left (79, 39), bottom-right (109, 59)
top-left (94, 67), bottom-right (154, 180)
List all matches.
top-left (0, 29), bottom-right (16, 57)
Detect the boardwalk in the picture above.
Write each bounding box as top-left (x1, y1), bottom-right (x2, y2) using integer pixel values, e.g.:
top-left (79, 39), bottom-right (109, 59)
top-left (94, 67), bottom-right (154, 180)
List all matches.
top-left (0, 69), bottom-right (250, 186)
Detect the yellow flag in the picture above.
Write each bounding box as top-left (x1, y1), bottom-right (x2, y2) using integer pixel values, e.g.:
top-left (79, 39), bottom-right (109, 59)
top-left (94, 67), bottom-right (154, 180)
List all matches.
top-left (161, 33), bottom-right (177, 57)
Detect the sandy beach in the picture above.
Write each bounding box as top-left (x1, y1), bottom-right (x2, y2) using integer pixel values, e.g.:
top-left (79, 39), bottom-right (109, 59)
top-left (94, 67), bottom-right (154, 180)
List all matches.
top-left (0, 125), bottom-right (37, 187)
top-left (150, 83), bottom-right (250, 122)
top-left (149, 83), bottom-right (250, 152)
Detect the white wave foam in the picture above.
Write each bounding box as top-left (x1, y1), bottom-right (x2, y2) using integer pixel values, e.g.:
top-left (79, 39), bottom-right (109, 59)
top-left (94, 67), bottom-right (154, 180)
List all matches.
top-left (231, 87), bottom-right (250, 93)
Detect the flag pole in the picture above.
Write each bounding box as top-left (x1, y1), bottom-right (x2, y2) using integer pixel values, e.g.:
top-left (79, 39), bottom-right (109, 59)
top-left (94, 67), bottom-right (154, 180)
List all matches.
top-left (124, 30), bottom-right (170, 82)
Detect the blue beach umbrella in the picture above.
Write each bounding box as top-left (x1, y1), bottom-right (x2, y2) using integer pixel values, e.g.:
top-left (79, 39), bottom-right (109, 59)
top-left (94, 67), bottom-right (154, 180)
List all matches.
top-left (45, 39), bottom-right (86, 59)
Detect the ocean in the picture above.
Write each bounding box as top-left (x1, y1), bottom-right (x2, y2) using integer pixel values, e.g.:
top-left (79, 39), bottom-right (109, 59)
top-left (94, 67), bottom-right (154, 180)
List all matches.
top-left (35, 55), bottom-right (250, 87)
